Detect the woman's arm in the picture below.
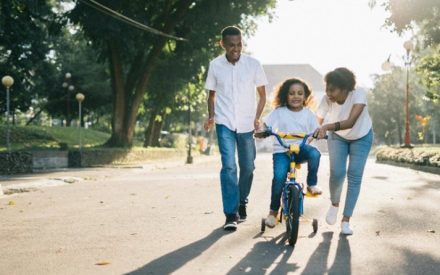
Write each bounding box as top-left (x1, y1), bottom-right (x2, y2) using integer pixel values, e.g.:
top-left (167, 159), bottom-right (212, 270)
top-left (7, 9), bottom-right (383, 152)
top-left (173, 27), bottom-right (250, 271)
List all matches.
top-left (315, 104), bottom-right (365, 138)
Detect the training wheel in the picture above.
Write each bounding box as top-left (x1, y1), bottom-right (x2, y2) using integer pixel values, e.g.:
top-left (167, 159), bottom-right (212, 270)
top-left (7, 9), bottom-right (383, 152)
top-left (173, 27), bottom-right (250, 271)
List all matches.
top-left (261, 218), bottom-right (266, 232)
top-left (312, 218), bottom-right (318, 233)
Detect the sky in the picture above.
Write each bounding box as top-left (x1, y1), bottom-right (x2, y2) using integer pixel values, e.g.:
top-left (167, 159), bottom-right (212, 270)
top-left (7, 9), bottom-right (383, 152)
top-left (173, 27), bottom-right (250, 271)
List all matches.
top-left (245, 0), bottom-right (413, 88)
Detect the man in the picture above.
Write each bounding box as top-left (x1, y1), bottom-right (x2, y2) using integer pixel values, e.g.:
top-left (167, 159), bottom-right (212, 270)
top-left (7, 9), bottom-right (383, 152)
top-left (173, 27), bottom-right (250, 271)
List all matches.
top-left (204, 26), bottom-right (267, 231)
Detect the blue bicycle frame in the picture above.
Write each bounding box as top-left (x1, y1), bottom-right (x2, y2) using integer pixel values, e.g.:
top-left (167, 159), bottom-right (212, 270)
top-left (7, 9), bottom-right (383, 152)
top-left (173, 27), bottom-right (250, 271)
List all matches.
top-left (257, 126), bottom-right (312, 219)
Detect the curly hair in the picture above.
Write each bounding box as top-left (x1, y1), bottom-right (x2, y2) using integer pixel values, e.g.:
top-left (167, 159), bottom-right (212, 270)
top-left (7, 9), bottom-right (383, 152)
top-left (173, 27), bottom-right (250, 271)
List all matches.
top-left (324, 67), bottom-right (356, 92)
top-left (272, 78), bottom-right (314, 108)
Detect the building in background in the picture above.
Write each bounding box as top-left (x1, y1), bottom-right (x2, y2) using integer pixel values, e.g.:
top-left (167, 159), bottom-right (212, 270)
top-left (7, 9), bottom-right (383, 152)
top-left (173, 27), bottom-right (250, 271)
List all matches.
top-left (263, 64), bottom-right (325, 107)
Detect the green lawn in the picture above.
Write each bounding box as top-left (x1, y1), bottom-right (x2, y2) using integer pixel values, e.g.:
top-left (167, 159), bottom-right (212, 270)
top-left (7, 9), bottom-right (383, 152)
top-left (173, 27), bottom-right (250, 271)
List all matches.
top-left (0, 125), bottom-right (110, 151)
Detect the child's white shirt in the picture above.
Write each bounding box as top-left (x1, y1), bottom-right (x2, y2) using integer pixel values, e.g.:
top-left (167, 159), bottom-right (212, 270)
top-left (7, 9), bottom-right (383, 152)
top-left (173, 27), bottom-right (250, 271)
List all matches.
top-left (263, 107), bottom-right (319, 153)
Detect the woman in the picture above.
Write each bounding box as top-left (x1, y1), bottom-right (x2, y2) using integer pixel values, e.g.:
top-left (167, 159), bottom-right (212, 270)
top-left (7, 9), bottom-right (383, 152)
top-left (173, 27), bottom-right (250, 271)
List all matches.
top-left (314, 67), bottom-right (373, 235)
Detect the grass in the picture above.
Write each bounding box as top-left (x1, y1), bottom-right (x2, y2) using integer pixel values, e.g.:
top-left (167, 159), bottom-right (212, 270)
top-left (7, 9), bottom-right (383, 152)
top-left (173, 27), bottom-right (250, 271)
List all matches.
top-left (0, 125), bottom-right (111, 152)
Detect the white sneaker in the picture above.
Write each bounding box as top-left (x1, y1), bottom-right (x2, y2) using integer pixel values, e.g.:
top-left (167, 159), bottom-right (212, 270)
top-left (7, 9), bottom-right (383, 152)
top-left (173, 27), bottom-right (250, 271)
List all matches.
top-left (326, 205), bottom-right (339, 225)
top-left (265, 214), bottom-right (276, 228)
top-left (307, 185), bottom-right (322, 195)
top-left (341, 221), bottom-right (353, 235)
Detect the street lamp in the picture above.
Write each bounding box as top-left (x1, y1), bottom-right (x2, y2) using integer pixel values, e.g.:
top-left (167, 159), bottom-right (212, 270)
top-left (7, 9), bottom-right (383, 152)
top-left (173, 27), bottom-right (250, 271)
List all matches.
top-left (186, 88), bottom-right (193, 164)
top-left (402, 40), bottom-right (414, 148)
top-left (2, 75), bottom-right (14, 152)
top-left (63, 72), bottom-right (74, 126)
top-left (76, 92), bottom-right (85, 150)
top-left (381, 40), bottom-right (414, 148)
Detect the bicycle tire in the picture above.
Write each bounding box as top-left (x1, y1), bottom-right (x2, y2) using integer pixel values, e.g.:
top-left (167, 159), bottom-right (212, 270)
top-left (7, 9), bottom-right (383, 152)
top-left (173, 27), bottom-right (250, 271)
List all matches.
top-left (286, 184), bottom-right (301, 246)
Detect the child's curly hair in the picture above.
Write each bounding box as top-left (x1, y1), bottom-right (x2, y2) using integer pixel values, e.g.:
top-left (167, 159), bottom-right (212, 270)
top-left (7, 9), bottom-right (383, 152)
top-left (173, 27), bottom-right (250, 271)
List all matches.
top-left (272, 78), bottom-right (315, 108)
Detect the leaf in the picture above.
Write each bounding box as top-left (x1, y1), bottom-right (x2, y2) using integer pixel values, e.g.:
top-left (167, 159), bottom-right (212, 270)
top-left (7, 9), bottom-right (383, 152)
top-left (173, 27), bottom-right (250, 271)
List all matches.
top-left (95, 261), bottom-right (111, 266)
top-left (427, 229), bottom-right (436, 233)
top-left (8, 200), bottom-right (16, 206)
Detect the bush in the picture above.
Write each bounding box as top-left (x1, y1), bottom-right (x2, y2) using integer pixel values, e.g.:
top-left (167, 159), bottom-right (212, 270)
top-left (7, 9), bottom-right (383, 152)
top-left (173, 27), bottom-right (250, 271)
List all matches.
top-left (376, 146), bottom-right (440, 167)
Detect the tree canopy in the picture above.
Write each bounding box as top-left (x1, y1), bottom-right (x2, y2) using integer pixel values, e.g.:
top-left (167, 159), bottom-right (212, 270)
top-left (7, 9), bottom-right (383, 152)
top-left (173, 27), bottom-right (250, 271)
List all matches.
top-left (0, 0), bottom-right (63, 116)
top-left (69, 0), bottom-right (276, 147)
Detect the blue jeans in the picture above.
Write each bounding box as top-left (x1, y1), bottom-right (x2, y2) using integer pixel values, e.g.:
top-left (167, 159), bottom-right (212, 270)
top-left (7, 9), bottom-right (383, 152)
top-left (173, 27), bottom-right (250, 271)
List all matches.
top-left (270, 144), bottom-right (321, 212)
top-left (327, 129), bottom-right (373, 217)
top-left (216, 124), bottom-right (256, 216)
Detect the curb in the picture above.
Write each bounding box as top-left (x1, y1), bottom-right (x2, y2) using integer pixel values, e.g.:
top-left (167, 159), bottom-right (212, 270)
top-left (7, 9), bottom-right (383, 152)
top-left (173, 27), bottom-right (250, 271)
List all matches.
top-left (376, 159), bottom-right (440, 175)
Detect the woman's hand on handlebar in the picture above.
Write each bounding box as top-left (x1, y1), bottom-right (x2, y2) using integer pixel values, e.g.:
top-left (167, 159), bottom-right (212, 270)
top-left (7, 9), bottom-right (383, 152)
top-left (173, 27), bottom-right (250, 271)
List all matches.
top-left (313, 127), bottom-right (327, 139)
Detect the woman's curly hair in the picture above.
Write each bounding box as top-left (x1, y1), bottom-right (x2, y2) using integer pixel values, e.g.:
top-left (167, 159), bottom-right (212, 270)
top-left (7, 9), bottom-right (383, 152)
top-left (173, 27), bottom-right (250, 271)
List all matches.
top-left (272, 78), bottom-right (315, 108)
top-left (324, 67), bottom-right (356, 92)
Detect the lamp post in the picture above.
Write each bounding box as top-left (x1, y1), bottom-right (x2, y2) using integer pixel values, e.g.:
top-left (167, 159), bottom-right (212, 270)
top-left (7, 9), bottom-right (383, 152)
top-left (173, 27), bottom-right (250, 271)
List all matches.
top-left (76, 93), bottom-right (85, 150)
top-left (62, 72), bottom-right (74, 126)
top-left (2, 75), bottom-right (14, 152)
top-left (186, 88), bottom-right (193, 164)
top-left (381, 40), bottom-right (414, 148)
top-left (402, 40), bottom-right (414, 148)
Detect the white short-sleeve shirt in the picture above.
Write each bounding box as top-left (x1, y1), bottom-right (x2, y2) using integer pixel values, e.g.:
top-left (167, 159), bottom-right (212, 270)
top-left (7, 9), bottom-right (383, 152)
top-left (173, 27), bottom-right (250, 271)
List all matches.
top-left (264, 107), bottom-right (319, 153)
top-left (205, 54), bottom-right (268, 133)
top-left (316, 89), bottom-right (372, 140)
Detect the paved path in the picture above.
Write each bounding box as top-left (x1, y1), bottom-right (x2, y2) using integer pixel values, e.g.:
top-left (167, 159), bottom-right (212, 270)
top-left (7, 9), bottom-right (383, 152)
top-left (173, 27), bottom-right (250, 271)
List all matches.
top-left (0, 153), bottom-right (439, 274)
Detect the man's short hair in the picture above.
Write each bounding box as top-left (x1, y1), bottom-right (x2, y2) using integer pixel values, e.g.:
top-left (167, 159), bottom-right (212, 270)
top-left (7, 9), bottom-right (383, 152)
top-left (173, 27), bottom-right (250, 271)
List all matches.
top-left (221, 26), bottom-right (242, 40)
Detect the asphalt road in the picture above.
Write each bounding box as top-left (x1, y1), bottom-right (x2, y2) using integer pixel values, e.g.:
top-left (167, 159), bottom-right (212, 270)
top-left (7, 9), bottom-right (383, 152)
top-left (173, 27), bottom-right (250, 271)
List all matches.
top-left (0, 153), bottom-right (439, 275)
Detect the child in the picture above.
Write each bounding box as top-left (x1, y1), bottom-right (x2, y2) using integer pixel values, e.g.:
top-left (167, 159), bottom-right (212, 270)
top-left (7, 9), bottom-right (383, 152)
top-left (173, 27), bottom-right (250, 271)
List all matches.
top-left (263, 78), bottom-right (322, 228)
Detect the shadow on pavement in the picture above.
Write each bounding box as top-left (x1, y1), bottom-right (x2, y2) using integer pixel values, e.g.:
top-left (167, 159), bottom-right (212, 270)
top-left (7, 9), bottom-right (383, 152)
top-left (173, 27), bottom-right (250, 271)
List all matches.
top-left (227, 233), bottom-right (298, 274)
top-left (328, 234), bottom-right (351, 275)
top-left (125, 228), bottom-right (225, 275)
top-left (302, 232), bottom-right (352, 275)
top-left (301, 232), bottom-right (333, 274)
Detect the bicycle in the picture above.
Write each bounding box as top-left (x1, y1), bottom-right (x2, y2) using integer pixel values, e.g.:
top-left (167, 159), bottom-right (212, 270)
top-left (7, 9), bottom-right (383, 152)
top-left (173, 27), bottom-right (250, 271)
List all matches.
top-left (255, 125), bottom-right (321, 247)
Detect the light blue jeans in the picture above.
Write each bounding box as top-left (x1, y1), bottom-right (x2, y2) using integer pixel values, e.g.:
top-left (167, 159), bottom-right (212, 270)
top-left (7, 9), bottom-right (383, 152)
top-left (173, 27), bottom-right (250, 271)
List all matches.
top-left (216, 124), bottom-right (256, 217)
top-left (327, 129), bottom-right (373, 217)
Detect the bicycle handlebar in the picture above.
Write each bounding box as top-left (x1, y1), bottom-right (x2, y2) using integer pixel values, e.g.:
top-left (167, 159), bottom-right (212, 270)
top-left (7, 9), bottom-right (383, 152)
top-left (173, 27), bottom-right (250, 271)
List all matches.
top-left (254, 125), bottom-right (326, 149)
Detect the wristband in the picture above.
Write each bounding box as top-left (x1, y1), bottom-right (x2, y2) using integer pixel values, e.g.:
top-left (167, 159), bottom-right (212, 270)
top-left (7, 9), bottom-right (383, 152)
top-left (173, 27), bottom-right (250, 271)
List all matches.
top-left (334, 122), bottom-right (341, 131)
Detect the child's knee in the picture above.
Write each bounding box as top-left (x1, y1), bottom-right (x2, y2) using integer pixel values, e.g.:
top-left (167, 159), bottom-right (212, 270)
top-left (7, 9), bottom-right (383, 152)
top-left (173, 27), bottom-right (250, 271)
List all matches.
top-left (310, 148), bottom-right (321, 160)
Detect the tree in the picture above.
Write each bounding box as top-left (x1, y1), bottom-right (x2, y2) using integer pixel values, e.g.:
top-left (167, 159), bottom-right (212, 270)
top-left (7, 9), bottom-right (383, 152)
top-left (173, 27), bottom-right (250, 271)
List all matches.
top-left (416, 45), bottom-right (440, 101)
top-left (372, 0), bottom-right (440, 45)
top-left (0, 0), bottom-right (63, 121)
top-left (369, 68), bottom-right (427, 145)
top-left (370, 0), bottom-right (440, 142)
top-left (69, 0), bottom-right (276, 147)
top-left (43, 29), bottom-right (112, 127)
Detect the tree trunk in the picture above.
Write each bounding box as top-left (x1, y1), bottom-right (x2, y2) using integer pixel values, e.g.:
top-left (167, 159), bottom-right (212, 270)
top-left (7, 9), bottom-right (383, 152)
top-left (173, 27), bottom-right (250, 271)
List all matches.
top-left (26, 108), bottom-right (43, 125)
top-left (151, 116), bottom-right (164, 147)
top-left (143, 113), bottom-right (156, 147)
top-left (104, 0), bottom-right (193, 148)
top-left (397, 121), bottom-right (403, 145)
top-left (143, 109), bottom-right (165, 147)
top-left (104, 40), bottom-right (130, 147)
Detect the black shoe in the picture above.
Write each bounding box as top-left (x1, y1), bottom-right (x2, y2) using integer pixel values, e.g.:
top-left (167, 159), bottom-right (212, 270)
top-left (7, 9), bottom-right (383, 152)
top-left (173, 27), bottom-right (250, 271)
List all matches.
top-left (223, 214), bottom-right (238, 231)
top-left (238, 205), bottom-right (247, 221)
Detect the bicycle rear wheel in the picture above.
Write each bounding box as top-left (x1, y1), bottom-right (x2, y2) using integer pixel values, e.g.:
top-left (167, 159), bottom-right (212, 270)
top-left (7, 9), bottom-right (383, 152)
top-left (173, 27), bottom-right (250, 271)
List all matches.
top-left (286, 184), bottom-right (301, 246)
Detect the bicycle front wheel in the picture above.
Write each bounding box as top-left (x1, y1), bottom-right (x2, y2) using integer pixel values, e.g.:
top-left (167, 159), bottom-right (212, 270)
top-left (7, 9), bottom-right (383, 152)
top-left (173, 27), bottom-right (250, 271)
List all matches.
top-left (286, 184), bottom-right (301, 246)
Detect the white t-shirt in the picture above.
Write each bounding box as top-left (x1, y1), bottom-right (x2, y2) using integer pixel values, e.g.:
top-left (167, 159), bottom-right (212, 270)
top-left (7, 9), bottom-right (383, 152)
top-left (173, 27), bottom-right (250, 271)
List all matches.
top-left (316, 89), bottom-right (372, 140)
top-left (263, 107), bottom-right (319, 153)
top-left (205, 54), bottom-right (268, 133)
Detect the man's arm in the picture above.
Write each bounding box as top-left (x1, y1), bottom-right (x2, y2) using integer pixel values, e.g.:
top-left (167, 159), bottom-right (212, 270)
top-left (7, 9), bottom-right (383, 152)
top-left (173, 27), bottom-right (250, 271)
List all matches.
top-left (204, 90), bottom-right (216, 131)
top-left (254, 85), bottom-right (266, 130)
